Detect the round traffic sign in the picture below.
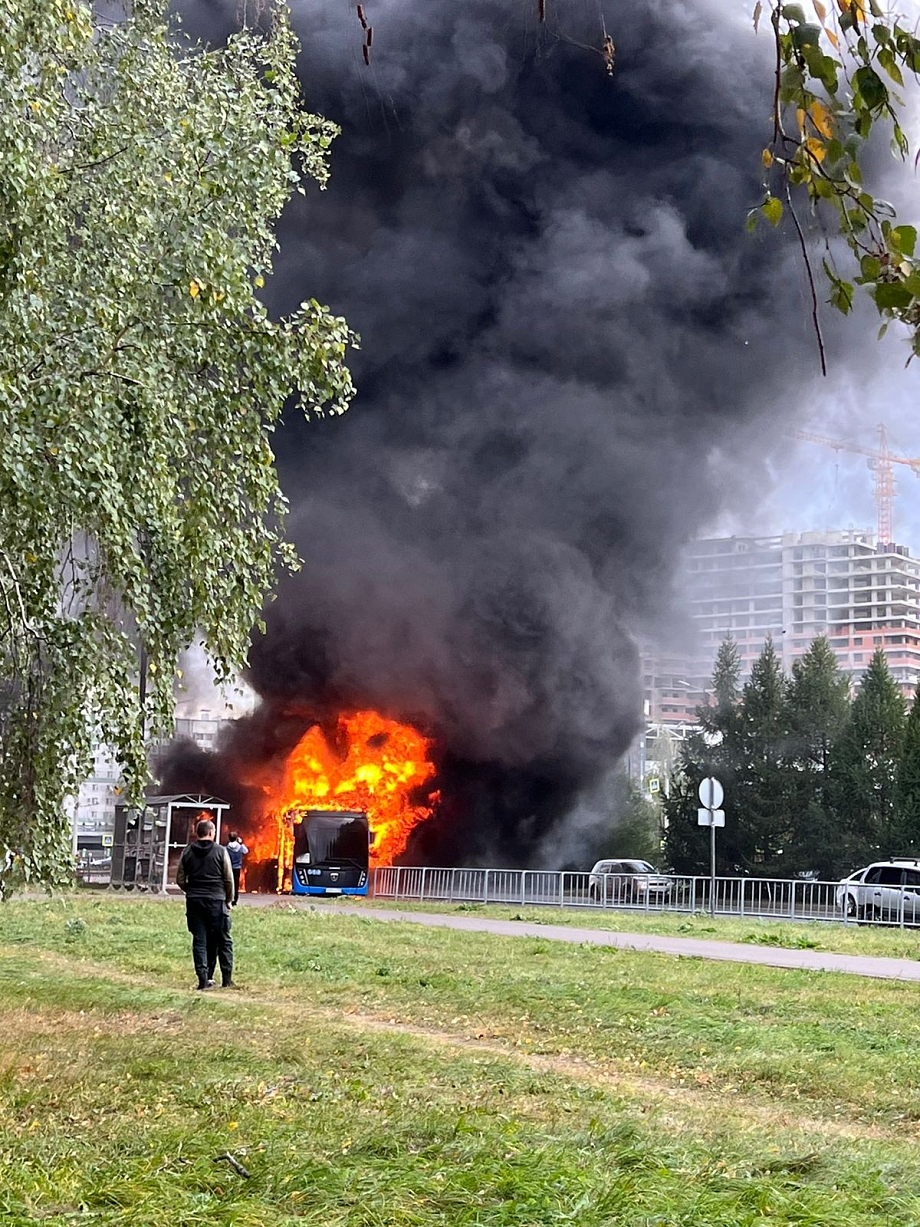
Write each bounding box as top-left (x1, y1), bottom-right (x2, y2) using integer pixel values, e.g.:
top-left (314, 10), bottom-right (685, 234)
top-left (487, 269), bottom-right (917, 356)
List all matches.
top-left (698, 777), bottom-right (724, 810)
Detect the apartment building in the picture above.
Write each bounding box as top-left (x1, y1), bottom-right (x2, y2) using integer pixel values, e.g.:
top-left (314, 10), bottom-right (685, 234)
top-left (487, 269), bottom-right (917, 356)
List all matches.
top-left (70, 743), bottom-right (123, 852)
top-left (72, 710), bottom-right (231, 851)
top-left (645, 529), bottom-right (920, 730)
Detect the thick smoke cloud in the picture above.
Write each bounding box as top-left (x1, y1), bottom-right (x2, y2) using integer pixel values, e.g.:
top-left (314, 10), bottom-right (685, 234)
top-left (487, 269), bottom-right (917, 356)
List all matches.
top-left (175, 0), bottom-right (815, 865)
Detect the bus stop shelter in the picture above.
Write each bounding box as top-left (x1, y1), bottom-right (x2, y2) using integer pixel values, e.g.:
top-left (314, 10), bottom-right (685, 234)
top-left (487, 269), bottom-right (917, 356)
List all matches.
top-left (110, 794), bottom-right (230, 892)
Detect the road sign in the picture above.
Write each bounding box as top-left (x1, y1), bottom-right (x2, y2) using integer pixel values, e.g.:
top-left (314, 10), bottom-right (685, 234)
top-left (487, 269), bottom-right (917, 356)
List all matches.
top-left (698, 777), bottom-right (724, 810)
top-left (697, 808), bottom-right (725, 827)
top-left (648, 778), bottom-right (660, 794)
top-left (101, 833), bottom-right (113, 848)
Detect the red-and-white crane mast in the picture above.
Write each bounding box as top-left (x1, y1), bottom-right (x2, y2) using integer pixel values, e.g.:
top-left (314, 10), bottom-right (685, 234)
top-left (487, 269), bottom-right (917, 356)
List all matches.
top-left (791, 424), bottom-right (920, 547)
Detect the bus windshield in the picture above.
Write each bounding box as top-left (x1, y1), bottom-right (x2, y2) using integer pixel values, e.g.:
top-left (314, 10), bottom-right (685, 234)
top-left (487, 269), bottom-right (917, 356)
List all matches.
top-left (292, 811), bottom-right (368, 866)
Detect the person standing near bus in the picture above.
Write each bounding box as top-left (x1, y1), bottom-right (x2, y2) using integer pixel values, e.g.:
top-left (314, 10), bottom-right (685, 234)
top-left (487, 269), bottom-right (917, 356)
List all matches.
top-left (226, 831), bottom-right (249, 906)
top-left (176, 818), bottom-right (236, 990)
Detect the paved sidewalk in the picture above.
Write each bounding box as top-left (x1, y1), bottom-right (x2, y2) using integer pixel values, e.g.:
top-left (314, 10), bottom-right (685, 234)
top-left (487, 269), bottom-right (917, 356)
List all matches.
top-left (241, 896), bottom-right (920, 982)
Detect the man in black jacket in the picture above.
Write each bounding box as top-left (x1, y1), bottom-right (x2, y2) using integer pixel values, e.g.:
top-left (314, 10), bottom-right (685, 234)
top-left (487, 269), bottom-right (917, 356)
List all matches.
top-left (176, 818), bottom-right (236, 990)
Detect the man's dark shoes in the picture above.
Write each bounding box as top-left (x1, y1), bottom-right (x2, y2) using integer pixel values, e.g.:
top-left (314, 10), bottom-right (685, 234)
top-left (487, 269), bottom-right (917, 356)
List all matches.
top-left (197, 979), bottom-right (215, 991)
top-left (221, 980), bottom-right (240, 990)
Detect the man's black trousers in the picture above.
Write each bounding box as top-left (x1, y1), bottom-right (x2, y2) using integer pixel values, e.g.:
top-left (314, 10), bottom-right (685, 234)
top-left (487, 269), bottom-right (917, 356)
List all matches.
top-left (185, 898), bottom-right (233, 986)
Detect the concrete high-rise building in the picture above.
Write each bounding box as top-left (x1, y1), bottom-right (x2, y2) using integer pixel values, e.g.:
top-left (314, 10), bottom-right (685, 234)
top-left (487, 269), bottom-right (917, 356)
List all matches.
top-left (644, 529), bottom-right (920, 736)
top-left (70, 743), bottom-right (123, 853)
top-left (72, 710), bottom-right (232, 853)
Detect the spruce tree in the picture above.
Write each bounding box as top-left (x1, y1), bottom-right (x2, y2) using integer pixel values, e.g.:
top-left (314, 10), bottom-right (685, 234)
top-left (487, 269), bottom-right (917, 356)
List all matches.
top-left (832, 648), bottom-right (906, 864)
top-left (897, 687), bottom-right (920, 854)
top-left (734, 637), bottom-right (791, 876)
top-left (664, 637), bottom-right (741, 873)
top-left (786, 637), bottom-right (851, 876)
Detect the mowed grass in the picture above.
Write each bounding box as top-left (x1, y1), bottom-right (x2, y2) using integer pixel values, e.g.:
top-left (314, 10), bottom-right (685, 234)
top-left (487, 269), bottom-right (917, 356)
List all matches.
top-left (1, 897), bottom-right (920, 1224)
top-left (350, 895), bottom-right (920, 959)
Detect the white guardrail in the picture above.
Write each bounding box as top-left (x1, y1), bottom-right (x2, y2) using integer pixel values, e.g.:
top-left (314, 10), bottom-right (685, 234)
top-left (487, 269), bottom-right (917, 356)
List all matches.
top-left (74, 859), bottom-right (920, 928)
top-left (370, 867), bottom-right (920, 928)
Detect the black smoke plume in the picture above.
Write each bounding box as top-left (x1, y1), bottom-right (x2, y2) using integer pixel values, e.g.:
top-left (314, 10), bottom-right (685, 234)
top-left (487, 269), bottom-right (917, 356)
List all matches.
top-left (169, 0), bottom-right (814, 866)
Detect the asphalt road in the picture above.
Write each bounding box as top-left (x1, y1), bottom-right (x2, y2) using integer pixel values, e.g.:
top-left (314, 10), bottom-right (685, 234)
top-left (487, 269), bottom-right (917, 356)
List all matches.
top-left (239, 896), bottom-right (920, 982)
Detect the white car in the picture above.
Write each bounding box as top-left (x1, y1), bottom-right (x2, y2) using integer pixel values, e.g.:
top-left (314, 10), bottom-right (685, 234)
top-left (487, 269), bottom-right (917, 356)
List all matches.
top-left (588, 859), bottom-right (672, 904)
top-left (836, 860), bottom-right (920, 923)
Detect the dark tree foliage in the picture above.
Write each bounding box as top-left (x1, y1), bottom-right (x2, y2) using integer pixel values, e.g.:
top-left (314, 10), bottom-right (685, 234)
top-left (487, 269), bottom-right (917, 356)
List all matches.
top-left (734, 637), bottom-right (791, 876)
top-left (663, 638), bottom-right (744, 875)
top-left (896, 686), bottom-right (920, 855)
top-left (592, 775), bottom-right (662, 866)
top-left (665, 636), bottom-right (912, 879)
top-left (786, 636), bottom-right (851, 876)
top-left (832, 648), bottom-right (905, 861)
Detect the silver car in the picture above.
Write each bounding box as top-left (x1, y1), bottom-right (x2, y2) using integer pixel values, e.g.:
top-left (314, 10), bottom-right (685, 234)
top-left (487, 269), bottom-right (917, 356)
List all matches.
top-left (588, 859), bottom-right (673, 904)
top-left (836, 860), bottom-right (920, 924)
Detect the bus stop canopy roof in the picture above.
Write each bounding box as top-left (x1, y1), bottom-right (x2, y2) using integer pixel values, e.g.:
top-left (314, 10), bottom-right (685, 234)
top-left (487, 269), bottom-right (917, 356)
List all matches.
top-left (142, 794), bottom-right (230, 808)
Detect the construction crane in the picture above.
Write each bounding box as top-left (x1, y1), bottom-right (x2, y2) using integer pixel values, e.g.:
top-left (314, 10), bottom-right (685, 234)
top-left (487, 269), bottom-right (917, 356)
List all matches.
top-left (791, 424), bottom-right (920, 547)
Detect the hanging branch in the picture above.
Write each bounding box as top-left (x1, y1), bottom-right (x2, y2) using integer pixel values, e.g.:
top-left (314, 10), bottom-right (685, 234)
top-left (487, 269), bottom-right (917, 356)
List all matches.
top-left (752, 1), bottom-right (920, 367)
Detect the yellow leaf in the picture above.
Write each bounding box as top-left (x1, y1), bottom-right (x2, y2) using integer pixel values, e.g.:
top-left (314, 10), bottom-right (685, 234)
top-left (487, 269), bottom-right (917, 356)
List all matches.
top-left (189, 280), bottom-right (200, 298)
top-left (762, 148), bottom-right (774, 168)
top-left (228, 1121), bottom-right (238, 1130)
top-left (804, 136), bottom-right (826, 162)
top-left (163, 172), bottom-right (172, 183)
top-left (796, 108), bottom-right (806, 135)
top-left (825, 26), bottom-right (839, 48)
top-left (254, 274), bottom-right (265, 288)
top-left (813, 0), bottom-right (826, 18)
top-left (809, 100), bottom-right (833, 139)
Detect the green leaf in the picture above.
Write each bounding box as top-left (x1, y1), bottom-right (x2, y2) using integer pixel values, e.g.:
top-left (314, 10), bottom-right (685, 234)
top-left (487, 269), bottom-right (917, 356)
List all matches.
top-left (878, 47), bottom-right (904, 86)
top-left (824, 139), bottom-right (844, 166)
top-left (829, 279), bottom-right (854, 314)
top-left (853, 66), bottom-right (889, 112)
top-left (874, 281), bottom-right (914, 310)
top-left (782, 3), bottom-right (807, 23)
top-left (800, 46), bottom-right (839, 93)
top-left (891, 225), bottom-right (917, 257)
top-left (792, 24), bottom-right (823, 51)
top-left (762, 196), bottom-right (783, 225)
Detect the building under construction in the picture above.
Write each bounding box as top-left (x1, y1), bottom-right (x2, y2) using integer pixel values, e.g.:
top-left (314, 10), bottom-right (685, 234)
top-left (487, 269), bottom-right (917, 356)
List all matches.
top-left (644, 528), bottom-right (920, 737)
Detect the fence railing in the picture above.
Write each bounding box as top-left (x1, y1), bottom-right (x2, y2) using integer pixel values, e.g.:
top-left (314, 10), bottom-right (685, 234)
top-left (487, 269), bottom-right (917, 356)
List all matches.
top-left (75, 857), bottom-right (920, 928)
top-left (371, 867), bottom-right (920, 928)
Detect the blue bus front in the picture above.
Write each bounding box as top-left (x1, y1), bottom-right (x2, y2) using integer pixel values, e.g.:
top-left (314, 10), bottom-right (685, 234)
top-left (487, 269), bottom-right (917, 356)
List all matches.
top-left (289, 809), bottom-right (370, 896)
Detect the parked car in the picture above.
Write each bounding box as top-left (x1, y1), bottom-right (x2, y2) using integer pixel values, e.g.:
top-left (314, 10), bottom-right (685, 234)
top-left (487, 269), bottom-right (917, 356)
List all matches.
top-left (588, 859), bottom-right (673, 904)
top-left (836, 860), bottom-right (920, 923)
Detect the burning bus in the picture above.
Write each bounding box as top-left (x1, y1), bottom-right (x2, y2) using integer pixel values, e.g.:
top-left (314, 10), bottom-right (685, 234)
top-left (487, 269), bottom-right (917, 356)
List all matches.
top-left (287, 808), bottom-right (372, 896)
top-left (236, 710), bottom-right (438, 894)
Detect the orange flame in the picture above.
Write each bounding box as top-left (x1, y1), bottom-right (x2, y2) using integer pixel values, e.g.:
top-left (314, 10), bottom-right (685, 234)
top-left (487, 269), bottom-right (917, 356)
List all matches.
top-left (257, 710), bottom-right (437, 885)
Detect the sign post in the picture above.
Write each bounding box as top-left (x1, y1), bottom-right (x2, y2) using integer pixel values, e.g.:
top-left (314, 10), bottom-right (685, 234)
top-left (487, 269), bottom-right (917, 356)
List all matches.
top-left (697, 777), bottom-right (724, 917)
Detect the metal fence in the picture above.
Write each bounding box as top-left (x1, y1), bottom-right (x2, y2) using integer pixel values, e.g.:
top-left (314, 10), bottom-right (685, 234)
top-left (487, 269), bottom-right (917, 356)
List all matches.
top-left (73, 858), bottom-right (920, 928)
top-left (370, 866), bottom-right (920, 928)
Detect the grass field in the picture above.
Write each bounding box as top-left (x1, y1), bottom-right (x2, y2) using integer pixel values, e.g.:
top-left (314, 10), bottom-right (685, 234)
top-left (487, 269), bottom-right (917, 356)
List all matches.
top-left (2, 895), bottom-right (920, 1225)
top-left (350, 895), bottom-right (920, 959)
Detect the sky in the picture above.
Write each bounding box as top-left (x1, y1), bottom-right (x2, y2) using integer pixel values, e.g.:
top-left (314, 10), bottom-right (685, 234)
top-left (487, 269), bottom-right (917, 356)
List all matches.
top-left (713, 1), bottom-right (920, 549)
